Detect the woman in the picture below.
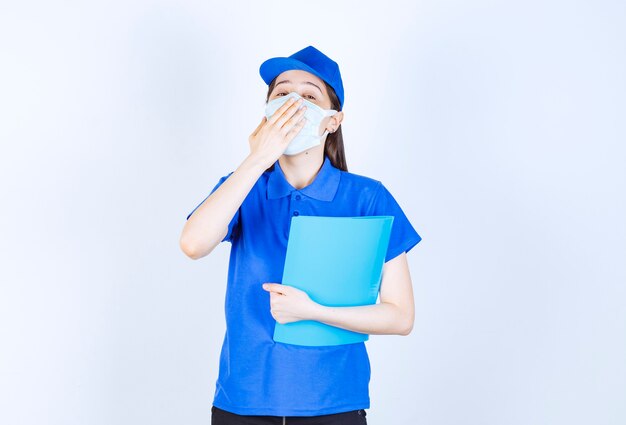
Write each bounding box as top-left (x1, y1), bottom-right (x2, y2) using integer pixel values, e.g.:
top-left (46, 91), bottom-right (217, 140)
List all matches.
top-left (180, 45), bottom-right (422, 425)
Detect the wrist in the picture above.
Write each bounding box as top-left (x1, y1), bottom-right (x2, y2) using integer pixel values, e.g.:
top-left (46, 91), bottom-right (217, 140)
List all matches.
top-left (241, 153), bottom-right (271, 175)
top-left (308, 301), bottom-right (326, 322)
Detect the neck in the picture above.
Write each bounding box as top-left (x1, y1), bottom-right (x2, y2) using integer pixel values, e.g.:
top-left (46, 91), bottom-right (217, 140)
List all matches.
top-left (278, 150), bottom-right (325, 190)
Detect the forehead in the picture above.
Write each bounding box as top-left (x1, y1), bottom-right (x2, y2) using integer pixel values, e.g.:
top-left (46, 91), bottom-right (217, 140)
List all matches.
top-left (275, 69), bottom-right (326, 91)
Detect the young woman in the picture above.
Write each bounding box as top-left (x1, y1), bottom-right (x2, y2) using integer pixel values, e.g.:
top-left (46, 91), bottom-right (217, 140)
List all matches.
top-left (180, 46), bottom-right (422, 425)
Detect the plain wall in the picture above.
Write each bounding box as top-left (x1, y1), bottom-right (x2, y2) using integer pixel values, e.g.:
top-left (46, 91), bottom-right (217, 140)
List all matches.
top-left (1, 1), bottom-right (624, 424)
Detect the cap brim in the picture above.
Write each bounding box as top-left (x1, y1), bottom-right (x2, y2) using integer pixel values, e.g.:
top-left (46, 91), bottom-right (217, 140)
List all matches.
top-left (259, 57), bottom-right (327, 87)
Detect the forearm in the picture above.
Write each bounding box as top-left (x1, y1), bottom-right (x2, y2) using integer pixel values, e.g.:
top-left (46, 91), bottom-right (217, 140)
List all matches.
top-left (310, 301), bottom-right (412, 336)
top-left (180, 153), bottom-right (267, 258)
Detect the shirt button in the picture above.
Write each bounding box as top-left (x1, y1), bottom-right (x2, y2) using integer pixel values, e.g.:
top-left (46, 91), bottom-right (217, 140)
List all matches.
top-left (295, 195), bottom-right (301, 200)
top-left (293, 211), bottom-right (300, 216)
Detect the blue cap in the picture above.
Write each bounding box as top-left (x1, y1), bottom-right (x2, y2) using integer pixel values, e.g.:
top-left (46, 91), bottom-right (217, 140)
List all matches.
top-left (259, 45), bottom-right (344, 109)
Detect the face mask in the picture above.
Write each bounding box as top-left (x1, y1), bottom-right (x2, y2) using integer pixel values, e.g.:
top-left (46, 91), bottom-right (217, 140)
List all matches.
top-left (264, 91), bottom-right (338, 156)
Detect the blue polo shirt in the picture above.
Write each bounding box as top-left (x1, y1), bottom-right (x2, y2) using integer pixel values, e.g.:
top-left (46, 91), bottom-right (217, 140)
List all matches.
top-left (186, 155), bottom-right (422, 416)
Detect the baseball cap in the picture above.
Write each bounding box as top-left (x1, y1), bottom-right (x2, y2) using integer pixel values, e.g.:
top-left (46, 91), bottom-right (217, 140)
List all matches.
top-left (259, 45), bottom-right (345, 109)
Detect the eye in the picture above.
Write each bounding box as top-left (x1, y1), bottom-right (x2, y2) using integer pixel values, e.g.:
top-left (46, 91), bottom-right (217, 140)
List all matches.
top-left (276, 92), bottom-right (316, 101)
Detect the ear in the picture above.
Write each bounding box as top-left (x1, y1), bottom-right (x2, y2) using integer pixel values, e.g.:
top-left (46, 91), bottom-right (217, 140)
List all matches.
top-left (327, 111), bottom-right (344, 133)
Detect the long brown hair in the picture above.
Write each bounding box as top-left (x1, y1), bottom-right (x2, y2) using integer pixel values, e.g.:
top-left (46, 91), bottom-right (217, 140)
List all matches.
top-left (263, 76), bottom-right (348, 172)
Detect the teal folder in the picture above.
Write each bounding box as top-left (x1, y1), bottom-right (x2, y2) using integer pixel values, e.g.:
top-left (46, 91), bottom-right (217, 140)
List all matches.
top-left (273, 215), bottom-right (394, 346)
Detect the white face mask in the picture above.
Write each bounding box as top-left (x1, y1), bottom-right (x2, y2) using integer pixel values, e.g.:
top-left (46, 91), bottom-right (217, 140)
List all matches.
top-left (264, 91), bottom-right (338, 156)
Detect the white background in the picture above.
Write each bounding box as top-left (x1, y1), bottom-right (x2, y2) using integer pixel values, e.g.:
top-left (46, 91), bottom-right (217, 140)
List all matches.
top-left (1, 1), bottom-right (624, 424)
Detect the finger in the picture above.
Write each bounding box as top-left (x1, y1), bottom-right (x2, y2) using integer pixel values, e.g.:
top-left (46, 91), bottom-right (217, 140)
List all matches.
top-left (263, 284), bottom-right (287, 295)
top-left (279, 105), bottom-right (307, 133)
top-left (267, 97), bottom-right (297, 124)
top-left (275, 101), bottom-right (305, 131)
top-left (284, 115), bottom-right (307, 141)
top-left (270, 98), bottom-right (304, 129)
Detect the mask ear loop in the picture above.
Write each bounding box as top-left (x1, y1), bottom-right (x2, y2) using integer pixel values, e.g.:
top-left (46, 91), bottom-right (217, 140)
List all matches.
top-left (322, 110), bottom-right (338, 137)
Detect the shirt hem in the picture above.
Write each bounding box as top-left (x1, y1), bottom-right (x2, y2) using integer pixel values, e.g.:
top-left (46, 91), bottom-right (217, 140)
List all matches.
top-left (212, 400), bottom-right (370, 416)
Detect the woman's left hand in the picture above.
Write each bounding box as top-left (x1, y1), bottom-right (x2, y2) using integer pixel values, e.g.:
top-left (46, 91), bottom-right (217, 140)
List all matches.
top-left (262, 283), bottom-right (319, 324)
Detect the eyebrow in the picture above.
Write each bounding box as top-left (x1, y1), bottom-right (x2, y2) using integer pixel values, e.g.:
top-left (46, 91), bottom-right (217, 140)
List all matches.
top-left (275, 80), bottom-right (323, 95)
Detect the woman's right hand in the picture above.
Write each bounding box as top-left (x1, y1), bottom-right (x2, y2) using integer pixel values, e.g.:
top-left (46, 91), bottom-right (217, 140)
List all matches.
top-left (248, 96), bottom-right (307, 169)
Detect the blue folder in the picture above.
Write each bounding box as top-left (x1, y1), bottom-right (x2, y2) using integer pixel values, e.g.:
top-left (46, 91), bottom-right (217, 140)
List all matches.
top-left (273, 215), bottom-right (394, 346)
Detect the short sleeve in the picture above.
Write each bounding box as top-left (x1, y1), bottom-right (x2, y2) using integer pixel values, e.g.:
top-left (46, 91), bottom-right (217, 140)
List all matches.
top-left (185, 171), bottom-right (241, 243)
top-left (368, 181), bottom-right (422, 262)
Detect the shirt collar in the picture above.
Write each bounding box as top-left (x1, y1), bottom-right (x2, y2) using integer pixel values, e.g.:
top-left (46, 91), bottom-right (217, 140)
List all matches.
top-left (267, 155), bottom-right (341, 202)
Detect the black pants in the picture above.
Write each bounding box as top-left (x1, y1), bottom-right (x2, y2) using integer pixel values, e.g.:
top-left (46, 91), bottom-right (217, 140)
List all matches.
top-left (211, 405), bottom-right (367, 425)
